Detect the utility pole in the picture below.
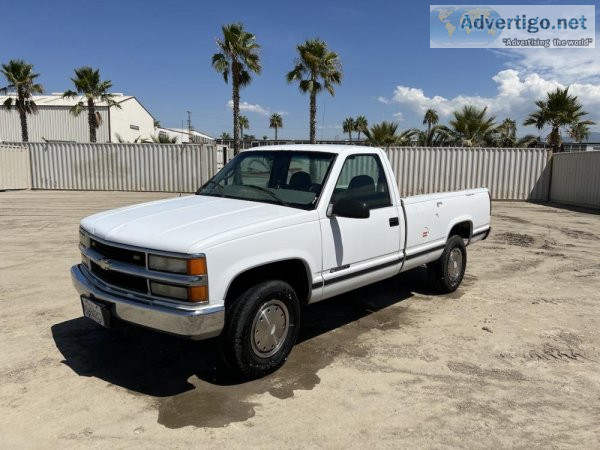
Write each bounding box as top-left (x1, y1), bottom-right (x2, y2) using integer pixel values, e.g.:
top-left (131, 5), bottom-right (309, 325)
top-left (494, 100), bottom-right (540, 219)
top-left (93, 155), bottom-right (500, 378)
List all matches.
top-left (186, 111), bottom-right (192, 136)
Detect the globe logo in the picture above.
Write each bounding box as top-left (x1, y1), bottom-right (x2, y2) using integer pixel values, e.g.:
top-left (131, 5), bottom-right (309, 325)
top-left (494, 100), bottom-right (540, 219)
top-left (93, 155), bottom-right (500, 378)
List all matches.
top-left (430, 6), bottom-right (504, 46)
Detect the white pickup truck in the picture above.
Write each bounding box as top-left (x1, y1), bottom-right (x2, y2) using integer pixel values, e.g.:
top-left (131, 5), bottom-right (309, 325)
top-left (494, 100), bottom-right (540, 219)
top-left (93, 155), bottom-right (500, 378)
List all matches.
top-left (71, 145), bottom-right (491, 377)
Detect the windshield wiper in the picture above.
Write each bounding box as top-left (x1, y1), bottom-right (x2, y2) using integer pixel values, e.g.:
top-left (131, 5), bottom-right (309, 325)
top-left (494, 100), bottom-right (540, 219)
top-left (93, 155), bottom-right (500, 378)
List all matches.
top-left (197, 180), bottom-right (224, 196)
top-left (240, 184), bottom-right (290, 206)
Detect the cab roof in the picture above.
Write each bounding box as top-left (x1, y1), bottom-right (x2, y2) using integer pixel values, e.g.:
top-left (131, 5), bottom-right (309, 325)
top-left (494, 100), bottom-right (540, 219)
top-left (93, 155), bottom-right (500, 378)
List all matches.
top-left (241, 144), bottom-right (379, 155)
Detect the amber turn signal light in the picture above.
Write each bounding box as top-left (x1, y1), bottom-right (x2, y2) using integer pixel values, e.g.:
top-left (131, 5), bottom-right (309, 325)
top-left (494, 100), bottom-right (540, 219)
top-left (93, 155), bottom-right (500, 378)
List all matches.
top-left (187, 258), bottom-right (207, 275)
top-left (188, 286), bottom-right (208, 303)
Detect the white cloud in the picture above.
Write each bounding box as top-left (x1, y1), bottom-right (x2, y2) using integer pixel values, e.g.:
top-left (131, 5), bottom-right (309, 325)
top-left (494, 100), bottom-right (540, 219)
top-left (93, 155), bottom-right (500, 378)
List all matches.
top-left (499, 35), bottom-right (600, 84)
top-left (227, 100), bottom-right (281, 117)
top-left (393, 112), bottom-right (405, 121)
top-left (378, 69), bottom-right (600, 130)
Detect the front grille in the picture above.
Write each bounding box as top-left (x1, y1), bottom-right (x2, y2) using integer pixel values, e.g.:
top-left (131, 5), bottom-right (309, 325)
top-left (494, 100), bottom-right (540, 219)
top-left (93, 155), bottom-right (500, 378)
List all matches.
top-left (91, 261), bottom-right (148, 293)
top-left (90, 239), bottom-right (145, 266)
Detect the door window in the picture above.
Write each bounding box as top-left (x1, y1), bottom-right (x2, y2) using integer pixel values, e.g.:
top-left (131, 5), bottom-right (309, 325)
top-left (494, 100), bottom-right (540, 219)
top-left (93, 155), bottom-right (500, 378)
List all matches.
top-left (332, 154), bottom-right (391, 209)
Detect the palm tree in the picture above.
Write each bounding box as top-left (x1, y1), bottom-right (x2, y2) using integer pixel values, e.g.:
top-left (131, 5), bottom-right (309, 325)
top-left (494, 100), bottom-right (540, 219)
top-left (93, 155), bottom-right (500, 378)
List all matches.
top-left (269, 113), bottom-right (283, 140)
top-left (220, 132), bottom-right (232, 139)
top-left (354, 116), bottom-right (368, 141)
top-left (62, 67), bottom-right (121, 143)
top-left (342, 117), bottom-right (355, 141)
top-left (239, 115), bottom-right (249, 142)
top-left (212, 23), bottom-right (261, 155)
top-left (1, 59), bottom-right (44, 142)
top-left (524, 87), bottom-right (595, 153)
top-left (150, 133), bottom-right (178, 143)
top-left (423, 108), bottom-right (439, 135)
top-left (449, 105), bottom-right (496, 147)
top-left (569, 121), bottom-right (591, 143)
top-left (492, 118), bottom-right (538, 148)
top-left (286, 39), bottom-right (342, 143)
top-left (363, 121), bottom-right (415, 148)
top-left (413, 125), bottom-right (452, 147)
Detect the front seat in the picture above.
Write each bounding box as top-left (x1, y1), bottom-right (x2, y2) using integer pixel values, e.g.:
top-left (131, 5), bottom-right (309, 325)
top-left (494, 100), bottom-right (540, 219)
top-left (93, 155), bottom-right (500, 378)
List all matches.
top-left (348, 175), bottom-right (375, 192)
top-left (289, 171), bottom-right (312, 191)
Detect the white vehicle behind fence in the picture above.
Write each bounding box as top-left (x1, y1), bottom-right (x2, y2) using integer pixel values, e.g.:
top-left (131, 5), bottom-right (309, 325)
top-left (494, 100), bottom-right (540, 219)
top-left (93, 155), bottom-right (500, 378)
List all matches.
top-left (71, 145), bottom-right (491, 377)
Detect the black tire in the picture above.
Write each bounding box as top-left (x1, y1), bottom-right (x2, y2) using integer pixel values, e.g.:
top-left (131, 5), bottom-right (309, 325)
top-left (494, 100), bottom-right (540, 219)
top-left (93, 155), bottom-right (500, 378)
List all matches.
top-left (222, 280), bottom-right (301, 378)
top-left (428, 235), bottom-right (467, 294)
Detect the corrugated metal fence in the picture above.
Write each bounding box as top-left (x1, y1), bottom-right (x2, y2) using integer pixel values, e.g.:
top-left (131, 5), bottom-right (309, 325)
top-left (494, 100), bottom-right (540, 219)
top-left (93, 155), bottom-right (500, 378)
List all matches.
top-left (0, 144), bottom-right (30, 190)
top-left (2, 143), bottom-right (554, 201)
top-left (12, 142), bottom-right (217, 192)
top-left (550, 151), bottom-right (600, 208)
top-left (386, 147), bottom-right (551, 200)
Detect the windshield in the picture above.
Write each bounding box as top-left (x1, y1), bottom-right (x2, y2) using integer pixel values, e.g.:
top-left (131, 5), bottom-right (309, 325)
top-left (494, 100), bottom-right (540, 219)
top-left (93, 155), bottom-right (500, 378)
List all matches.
top-left (196, 150), bottom-right (336, 210)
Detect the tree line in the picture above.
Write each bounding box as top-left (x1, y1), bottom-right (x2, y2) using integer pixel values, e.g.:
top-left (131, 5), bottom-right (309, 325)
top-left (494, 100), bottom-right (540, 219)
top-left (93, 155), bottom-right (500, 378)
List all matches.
top-left (341, 94), bottom-right (594, 152)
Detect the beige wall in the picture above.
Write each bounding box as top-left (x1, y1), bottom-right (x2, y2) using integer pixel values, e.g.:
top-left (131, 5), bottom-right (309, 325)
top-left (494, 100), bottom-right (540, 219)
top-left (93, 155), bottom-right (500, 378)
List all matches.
top-left (109, 98), bottom-right (155, 143)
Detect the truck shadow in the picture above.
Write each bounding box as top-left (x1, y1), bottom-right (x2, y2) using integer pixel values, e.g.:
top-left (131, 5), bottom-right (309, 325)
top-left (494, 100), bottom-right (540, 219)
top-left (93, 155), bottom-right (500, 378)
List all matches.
top-left (51, 267), bottom-right (439, 402)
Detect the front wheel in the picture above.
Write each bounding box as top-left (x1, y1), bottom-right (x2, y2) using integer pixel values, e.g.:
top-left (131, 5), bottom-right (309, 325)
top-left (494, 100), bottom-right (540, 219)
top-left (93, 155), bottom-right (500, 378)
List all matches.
top-left (428, 235), bottom-right (467, 294)
top-left (222, 280), bottom-right (301, 378)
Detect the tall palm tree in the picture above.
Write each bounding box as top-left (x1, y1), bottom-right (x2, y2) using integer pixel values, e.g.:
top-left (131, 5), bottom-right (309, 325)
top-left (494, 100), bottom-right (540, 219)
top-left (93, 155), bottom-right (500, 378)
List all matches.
top-left (363, 121), bottom-right (415, 148)
top-left (449, 105), bottom-right (496, 147)
top-left (286, 39), bottom-right (342, 143)
top-left (342, 117), bottom-right (355, 141)
top-left (524, 87), bottom-right (594, 153)
top-left (220, 132), bottom-right (232, 139)
top-left (239, 115), bottom-right (249, 141)
top-left (269, 113), bottom-right (283, 140)
top-left (1, 59), bottom-right (43, 142)
top-left (423, 108), bottom-right (439, 135)
top-left (62, 67), bottom-right (121, 143)
top-left (354, 116), bottom-right (368, 141)
top-left (212, 23), bottom-right (261, 155)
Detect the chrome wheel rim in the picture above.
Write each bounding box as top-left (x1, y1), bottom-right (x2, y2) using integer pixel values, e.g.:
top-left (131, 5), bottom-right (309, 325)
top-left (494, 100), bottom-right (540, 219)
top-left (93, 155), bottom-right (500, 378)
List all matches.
top-left (448, 248), bottom-right (463, 282)
top-left (250, 299), bottom-right (289, 358)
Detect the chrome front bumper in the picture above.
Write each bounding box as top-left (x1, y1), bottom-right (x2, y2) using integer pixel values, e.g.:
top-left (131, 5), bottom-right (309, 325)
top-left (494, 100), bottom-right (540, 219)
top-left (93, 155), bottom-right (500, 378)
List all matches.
top-left (71, 264), bottom-right (225, 340)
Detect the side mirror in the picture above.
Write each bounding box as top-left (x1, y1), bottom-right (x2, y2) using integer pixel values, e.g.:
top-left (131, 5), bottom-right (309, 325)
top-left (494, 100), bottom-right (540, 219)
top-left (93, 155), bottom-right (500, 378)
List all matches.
top-left (331, 198), bottom-right (370, 219)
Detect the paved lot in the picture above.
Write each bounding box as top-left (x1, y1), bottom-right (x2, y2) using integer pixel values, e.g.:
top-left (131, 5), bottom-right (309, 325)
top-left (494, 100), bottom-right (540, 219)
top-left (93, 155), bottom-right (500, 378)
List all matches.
top-left (1, 190), bottom-right (599, 448)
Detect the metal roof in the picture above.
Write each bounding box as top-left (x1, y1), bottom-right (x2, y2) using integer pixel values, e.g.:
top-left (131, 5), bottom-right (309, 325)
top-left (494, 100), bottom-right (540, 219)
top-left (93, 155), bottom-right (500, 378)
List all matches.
top-left (0, 93), bottom-right (134, 107)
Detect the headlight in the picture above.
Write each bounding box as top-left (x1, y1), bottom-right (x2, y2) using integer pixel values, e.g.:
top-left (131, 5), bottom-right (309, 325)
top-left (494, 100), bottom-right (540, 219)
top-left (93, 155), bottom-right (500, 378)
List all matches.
top-left (150, 282), bottom-right (188, 300)
top-left (79, 230), bottom-right (90, 248)
top-left (150, 282), bottom-right (208, 303)
top-left (148, 255), bottom-right (206, 275)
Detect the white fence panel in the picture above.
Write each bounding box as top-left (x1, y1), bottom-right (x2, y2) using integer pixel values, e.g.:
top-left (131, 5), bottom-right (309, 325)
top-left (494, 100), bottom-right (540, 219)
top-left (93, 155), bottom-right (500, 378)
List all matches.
top-left (21, 142), bottom-right (218, 192)
top-left (386, 147), bottom-right (550, 200)
top-left (550, 151), bottom-right (600, 209)
top-left (0, 144), bottom-right (30, 190)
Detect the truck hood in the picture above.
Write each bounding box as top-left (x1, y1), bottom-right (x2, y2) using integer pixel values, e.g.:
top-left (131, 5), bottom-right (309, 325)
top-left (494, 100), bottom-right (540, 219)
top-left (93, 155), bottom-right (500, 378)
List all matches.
top-left (80, 194), bottom-right (314, 253)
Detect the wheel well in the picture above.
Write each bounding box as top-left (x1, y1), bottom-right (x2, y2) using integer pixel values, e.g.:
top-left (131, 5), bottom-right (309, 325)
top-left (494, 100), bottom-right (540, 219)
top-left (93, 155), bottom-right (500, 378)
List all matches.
top-left (224, 259), bottom-right (311, 305)
top-left (449, 221), bottom-right (472, 240)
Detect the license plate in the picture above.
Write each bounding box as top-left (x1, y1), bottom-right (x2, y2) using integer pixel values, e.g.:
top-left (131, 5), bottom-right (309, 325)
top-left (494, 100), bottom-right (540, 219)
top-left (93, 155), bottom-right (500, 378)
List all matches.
top-left (81, 297), bottom-right (109, 327)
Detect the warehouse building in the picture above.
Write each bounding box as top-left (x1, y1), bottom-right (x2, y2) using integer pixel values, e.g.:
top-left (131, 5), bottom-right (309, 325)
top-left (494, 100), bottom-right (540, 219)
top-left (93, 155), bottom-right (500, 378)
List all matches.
top-left (0, 93), bottom-right (155, 143)
top-left (155, 127), bottom-right (215, 144)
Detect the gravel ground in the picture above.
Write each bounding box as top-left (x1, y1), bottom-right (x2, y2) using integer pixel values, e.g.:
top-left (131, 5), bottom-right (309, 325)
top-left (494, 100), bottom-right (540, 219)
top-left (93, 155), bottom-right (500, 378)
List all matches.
top-left (1, 190), bottom-right (599, 449)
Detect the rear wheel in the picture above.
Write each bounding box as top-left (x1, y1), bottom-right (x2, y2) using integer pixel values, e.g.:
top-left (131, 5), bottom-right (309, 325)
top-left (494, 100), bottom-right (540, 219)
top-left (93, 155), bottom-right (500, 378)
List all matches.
top-left (223, 280), bottom-right (301, 378)
top-left (428, 235), bottom-right (467, 294)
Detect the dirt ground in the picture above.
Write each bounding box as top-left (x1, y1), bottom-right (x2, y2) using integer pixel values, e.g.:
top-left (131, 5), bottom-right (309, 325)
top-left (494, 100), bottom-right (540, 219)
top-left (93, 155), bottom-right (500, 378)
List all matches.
top-left (1, 190), bottom-right (599, 449)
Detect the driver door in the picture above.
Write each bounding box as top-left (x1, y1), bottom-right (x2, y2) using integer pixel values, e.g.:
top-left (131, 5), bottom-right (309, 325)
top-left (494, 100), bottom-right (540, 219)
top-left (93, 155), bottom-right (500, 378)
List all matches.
top-left (319, 153), bottom-right (402, 297)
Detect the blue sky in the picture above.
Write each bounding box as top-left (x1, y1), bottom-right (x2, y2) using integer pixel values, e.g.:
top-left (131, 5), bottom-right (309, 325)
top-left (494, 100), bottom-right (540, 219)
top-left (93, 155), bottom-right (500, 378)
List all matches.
top-left (1, 0), bottom-right (599, 139)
